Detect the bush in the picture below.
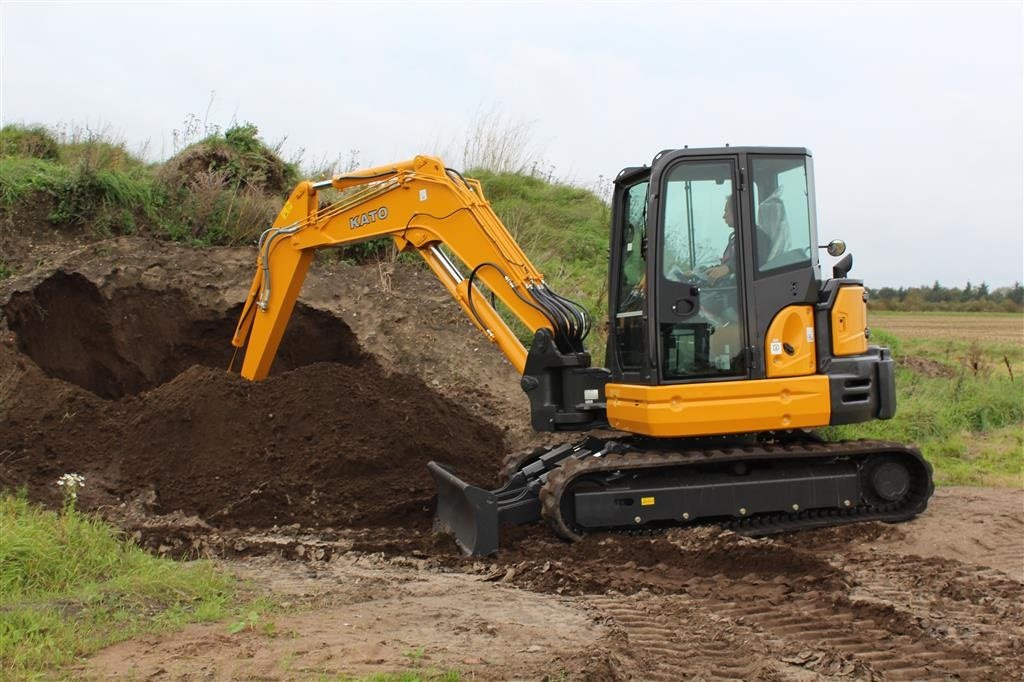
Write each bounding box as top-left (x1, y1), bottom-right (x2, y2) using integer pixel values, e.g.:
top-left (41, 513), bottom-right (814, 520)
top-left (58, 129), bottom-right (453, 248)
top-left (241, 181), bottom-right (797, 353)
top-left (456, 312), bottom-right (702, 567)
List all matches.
top-left (160, 123), bottom-right (298, 196)
top-left (49, 165), bottom-right (157, 234)
top-left (158, 169), bottom-right (280, 245)
top-left (0, 125), bottom-right (60, 161)
top-left (59, 140), bottom-right (145, 173)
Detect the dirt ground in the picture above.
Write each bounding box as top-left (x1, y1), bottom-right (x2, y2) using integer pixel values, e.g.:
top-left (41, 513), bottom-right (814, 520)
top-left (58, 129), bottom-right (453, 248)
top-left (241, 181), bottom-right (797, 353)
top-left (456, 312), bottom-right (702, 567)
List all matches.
top-left (79, 488), bottom-right (1024, 681)
top-left (1, 226), bottom-right (1021, 680)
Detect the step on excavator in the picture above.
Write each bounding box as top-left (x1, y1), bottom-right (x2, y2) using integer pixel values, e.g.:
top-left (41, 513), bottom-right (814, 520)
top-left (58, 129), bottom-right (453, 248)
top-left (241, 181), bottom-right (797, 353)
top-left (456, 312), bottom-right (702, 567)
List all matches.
top-left (231, 148), bottom-right (934, 555)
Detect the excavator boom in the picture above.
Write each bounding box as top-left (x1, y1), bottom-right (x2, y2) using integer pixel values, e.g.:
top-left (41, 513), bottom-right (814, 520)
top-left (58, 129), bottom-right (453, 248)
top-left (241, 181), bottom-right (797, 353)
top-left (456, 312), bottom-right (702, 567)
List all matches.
top-left (232, 155), bottom-right (589, 381)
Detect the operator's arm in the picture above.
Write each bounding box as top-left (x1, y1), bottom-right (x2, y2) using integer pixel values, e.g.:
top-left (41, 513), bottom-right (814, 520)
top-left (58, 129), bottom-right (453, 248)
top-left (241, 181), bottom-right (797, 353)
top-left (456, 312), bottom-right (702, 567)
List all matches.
top-left (705, 263), bottom-right (730, 283)
top-left (231, 155), bottom-right (590, 380)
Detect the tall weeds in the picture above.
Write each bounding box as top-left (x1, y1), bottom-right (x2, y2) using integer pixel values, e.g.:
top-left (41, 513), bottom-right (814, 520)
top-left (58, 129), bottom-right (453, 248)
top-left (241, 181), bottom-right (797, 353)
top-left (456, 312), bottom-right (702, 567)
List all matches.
top-left (456, 106), bottom-right (541, 175)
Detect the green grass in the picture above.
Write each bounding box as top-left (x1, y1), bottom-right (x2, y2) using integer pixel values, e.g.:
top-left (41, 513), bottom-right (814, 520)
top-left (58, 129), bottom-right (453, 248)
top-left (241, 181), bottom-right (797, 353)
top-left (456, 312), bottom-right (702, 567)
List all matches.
top-left (0, 123), bottom-right (290, 246)
top-left (0, 125), bottom-right (60, 161)
top-left (0, 156), bottom-right (71, 206)
top-left (826, 328), bottom-right (1023, 487)
top-left (0, 493), bottom-right (236, 678)
top-left (0, 156), bottom-right (156, 235)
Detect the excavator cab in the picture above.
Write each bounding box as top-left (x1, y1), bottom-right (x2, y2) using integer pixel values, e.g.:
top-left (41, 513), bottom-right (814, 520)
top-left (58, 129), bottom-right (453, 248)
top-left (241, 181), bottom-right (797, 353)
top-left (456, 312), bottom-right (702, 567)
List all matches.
top-left (511, 148), bottom-right (885, 438)
top-left (593, 148), bottom-right (901, 437)
top-left (609, 148), bottom-right (819, 389)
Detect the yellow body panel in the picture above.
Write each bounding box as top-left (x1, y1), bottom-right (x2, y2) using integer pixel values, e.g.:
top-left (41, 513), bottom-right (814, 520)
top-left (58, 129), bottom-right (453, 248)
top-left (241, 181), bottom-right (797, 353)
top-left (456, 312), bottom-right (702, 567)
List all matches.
top-left (831, 286), bottom-right (868, 356)
top-left (605, 375), bottom-right (831, 437)
top-left (765, 305), bottom-right (817, 378)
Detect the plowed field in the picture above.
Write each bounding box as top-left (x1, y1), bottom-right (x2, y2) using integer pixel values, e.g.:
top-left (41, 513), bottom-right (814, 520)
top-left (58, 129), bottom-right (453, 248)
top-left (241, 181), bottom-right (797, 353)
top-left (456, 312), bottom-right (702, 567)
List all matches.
top-left (872, 310), bottom-right (1023, 344)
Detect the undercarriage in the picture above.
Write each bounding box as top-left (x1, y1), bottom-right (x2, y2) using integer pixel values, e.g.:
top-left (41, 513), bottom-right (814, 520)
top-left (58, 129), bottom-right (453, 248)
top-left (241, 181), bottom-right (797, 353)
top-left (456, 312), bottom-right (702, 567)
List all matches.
top-left (429, 435), bottom-right (934, 555)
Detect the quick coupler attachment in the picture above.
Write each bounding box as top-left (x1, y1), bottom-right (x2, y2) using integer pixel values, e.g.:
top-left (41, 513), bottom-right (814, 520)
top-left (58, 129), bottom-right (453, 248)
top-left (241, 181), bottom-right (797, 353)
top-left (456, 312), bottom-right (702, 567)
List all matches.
top-left (427, 461), bottom-right (542, 556)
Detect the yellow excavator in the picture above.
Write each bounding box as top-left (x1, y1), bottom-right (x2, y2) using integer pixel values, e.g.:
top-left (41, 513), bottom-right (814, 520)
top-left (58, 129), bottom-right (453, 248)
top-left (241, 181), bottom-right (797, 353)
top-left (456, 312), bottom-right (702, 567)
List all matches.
top-left (231, 149), bottom-right (933, 555)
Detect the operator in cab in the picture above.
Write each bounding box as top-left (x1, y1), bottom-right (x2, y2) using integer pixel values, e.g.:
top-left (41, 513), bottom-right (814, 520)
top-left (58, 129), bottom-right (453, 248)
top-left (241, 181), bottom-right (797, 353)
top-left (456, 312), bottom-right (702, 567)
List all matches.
top-left (663, 190), bottom-right (780, 376)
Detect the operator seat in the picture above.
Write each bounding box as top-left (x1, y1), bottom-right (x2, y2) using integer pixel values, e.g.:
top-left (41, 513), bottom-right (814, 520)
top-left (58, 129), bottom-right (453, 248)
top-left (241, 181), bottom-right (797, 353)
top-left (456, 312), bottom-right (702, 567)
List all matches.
top-left (757, 188), bottom-right (790, 263)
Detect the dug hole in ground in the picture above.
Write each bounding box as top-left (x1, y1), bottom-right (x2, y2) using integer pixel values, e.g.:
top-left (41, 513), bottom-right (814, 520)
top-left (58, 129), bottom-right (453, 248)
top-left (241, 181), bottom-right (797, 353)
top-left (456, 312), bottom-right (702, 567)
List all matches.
top-left (0, 236), bottom-right (1021, 680)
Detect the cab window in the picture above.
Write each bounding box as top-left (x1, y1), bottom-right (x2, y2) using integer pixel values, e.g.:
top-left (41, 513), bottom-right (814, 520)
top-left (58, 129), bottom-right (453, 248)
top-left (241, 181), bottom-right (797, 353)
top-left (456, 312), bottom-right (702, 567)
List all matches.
top-left (750, 157), bottom-right (813, 274)
top-left (614, 179), bottom-right (649, 371)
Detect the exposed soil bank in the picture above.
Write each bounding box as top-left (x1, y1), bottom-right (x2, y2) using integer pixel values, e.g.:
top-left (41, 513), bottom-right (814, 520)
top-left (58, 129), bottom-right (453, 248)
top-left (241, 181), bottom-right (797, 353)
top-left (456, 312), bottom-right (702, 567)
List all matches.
top-left (1, 266), bottom-right (505, 532)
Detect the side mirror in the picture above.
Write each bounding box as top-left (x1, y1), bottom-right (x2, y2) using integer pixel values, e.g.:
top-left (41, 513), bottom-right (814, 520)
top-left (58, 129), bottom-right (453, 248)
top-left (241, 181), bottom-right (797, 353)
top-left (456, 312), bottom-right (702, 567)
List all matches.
top-left (821, 239), bottom-right (847, 257)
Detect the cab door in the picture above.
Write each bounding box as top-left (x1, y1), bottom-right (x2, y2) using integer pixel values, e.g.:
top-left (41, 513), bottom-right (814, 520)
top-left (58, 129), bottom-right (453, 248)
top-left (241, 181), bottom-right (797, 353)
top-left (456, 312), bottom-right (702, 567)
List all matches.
top-left (607, 170), bottom-right (653, 384)
top-left (651, 156), bottom-right (749, 382)
top-left (745, 153), bottom-right (821, 379)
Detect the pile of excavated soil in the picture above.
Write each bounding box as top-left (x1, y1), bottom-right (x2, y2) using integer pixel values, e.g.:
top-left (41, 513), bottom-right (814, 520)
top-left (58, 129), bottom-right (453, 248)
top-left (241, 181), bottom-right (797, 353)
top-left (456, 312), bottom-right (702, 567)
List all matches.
top-left (0, 269), bottom-right (506, 532)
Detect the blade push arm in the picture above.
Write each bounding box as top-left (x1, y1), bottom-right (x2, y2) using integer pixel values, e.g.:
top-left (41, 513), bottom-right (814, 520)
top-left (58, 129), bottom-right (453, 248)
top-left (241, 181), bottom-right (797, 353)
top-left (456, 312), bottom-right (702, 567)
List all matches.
top-left (231, 155), bottom-right (590, 380)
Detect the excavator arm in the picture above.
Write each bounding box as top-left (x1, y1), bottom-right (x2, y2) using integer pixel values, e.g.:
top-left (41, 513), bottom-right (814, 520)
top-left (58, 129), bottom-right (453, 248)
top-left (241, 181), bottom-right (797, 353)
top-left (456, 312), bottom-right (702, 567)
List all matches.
top-left (232, 155), bottom-right (593, 383)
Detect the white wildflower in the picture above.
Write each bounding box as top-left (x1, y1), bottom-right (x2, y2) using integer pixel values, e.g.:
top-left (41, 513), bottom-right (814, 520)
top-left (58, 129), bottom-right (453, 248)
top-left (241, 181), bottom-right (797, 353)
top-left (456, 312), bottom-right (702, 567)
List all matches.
top-left (57, 473), bottom-right (86, 500)
top-left (57, 472), bottom-right (85, 489)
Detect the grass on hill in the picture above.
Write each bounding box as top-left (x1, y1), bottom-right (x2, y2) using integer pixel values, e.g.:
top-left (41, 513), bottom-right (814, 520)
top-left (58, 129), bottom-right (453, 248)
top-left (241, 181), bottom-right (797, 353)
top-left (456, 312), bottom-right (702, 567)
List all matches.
top-left (0, 155), bottom-right (158, 235)
top-left (0, 125), bottom-right (60, 161)
top-left (0, 123), bottom-right (290, 245)
top-left (0, 491), bottom-right (237, 677)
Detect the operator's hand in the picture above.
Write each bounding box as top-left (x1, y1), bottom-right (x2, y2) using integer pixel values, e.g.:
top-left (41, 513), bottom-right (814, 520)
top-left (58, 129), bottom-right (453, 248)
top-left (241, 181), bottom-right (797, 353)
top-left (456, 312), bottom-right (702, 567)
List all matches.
top-left (705, 264), bottom-right (730, 283)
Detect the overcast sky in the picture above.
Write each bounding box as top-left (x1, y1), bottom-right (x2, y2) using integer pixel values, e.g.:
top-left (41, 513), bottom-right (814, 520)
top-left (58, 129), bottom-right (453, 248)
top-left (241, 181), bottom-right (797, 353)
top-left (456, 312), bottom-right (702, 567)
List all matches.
top-left (2, 1), bottom-right (1021, 287)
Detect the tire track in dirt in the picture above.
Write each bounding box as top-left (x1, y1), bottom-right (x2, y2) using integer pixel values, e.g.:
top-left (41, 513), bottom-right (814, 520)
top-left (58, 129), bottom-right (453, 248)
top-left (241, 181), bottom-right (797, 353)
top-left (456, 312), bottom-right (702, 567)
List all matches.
top-left (845, 551), bottom-right (1024, 659)
top-left (587, 593), bottom-right (781, 681)
top-left (573, 529), bottom-right (1022, 680)
top-left (971, 513), bottom-right (1024, 577)
top-left (711, 588), bottom-right (998, 680)
top-left (720, 593), bottom-right (991, 675)
top-left (587, 588), bottom-right (889, 680)
top-left (959, 512), bottom-right (1024, 578)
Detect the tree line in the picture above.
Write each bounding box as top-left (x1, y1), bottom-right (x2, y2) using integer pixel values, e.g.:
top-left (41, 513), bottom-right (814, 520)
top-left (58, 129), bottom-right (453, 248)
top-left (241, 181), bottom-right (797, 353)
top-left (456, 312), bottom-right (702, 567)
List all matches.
top-left (867, 281), bottom-right (1024, 312)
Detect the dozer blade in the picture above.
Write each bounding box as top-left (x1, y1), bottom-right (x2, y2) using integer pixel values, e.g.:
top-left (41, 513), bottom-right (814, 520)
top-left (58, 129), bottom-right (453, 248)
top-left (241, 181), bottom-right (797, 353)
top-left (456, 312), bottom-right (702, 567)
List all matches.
top-left (428, 461), bottom-right (501, 556)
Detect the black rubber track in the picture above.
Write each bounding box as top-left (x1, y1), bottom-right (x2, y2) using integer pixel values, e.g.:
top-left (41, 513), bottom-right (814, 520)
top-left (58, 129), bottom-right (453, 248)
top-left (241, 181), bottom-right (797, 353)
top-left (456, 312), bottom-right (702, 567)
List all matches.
top-left (538, 439), bottom-right (934, 542)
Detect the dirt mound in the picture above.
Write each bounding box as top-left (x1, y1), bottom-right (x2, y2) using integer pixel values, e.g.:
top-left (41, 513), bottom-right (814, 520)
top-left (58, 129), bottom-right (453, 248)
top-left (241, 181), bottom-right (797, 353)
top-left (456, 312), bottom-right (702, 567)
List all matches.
top-left (900, 354), bottom-right (957, 377)
top-left (159, 124), bottom-right (297, 195)
top-left (114, 363), bottom-right (503, 529)
top-left (1, 270), bottom-right (507, 532)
